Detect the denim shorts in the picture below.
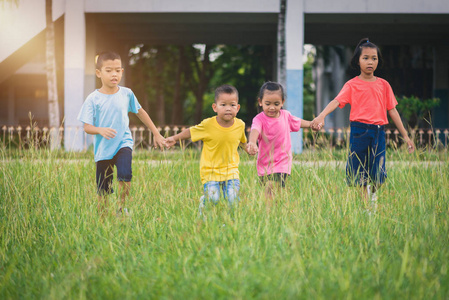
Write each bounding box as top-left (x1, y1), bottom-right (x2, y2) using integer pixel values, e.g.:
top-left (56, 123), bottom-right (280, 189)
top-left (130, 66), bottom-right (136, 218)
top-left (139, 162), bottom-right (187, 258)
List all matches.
top-left (96, 147), bottom-right (133, 195)
top-left (202, 179), bottom-right (240, 206)
top-left (346, 122), bottom-right (387, 187)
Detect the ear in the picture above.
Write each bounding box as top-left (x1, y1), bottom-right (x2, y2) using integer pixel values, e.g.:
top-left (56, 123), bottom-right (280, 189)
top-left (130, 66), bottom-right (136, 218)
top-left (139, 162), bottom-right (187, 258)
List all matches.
top-left (95, 69), bottom-right (101, 78)
top-left (258, 98), bottom-right (263, 106)
top-left (236, 104), bottom-right (241, 113)
top-left (212, 103), bottom-right (217, 113)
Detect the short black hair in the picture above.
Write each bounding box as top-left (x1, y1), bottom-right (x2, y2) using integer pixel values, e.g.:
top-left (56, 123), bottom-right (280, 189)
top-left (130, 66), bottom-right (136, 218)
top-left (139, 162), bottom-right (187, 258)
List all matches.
top-left (350, 38), bottom-right (384, 70)
top-left (214, 84), bottom-right (239, 102)
top-left (258, 81), bottom-right (285, 101)
top-left (96, 51), bottom-right (121, 70)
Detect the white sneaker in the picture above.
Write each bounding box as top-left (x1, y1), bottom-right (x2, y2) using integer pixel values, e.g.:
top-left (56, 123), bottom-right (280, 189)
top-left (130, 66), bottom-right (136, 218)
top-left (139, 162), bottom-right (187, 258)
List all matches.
top-left (199, 196), bottom-right (205, 216)
top-left (123, 208), bottom-right (131, 217)
top-left (116, 208), bottom-right (131, 218)
top-left (367, 185), bottom-right (378, 213)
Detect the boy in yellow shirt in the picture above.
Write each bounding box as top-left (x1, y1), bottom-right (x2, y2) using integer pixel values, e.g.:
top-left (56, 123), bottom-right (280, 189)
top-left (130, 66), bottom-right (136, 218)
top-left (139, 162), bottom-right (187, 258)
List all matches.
top-left (165, 85), bottom-right (249, 213)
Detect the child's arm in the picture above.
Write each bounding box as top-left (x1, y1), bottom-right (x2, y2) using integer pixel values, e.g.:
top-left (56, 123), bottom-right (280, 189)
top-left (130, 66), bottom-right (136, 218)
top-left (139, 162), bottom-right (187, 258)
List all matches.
top-left (165, 128), bottom-right (191, 149)
top-left (246, 129), bottom-right (259, 156)
top-left (240, 142), bottom-right (251, 155)
top-left (83, 123), bottom-right (117, 140)
top-left (136, 108), bottom-right (165, 150)
top-left (311, 99), bottom-right (340, 130)
top-left (388, 108), bottom-right (415, 153)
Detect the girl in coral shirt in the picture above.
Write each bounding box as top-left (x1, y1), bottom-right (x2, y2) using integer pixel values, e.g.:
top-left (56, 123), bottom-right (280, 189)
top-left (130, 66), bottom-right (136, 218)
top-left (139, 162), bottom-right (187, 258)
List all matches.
top-left (311, 38), bottom-right (415, 212)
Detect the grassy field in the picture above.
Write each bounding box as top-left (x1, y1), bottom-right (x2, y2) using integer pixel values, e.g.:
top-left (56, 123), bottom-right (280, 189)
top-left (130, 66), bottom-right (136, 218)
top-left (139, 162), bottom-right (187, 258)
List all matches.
top-left (1, 147), bottom-right (448, 299)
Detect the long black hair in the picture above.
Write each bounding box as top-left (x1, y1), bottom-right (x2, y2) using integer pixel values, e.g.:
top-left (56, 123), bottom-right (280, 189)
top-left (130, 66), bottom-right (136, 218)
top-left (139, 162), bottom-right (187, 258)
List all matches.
top-left (350, 38), bottom-right (384, 71)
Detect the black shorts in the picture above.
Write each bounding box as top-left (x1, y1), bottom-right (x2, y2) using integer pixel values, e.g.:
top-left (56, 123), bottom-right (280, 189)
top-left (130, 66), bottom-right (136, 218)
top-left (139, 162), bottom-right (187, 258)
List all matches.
top-left (96, 147), bottom-right (132, 195)
top-left (259, 173), bottom-right (289, 188)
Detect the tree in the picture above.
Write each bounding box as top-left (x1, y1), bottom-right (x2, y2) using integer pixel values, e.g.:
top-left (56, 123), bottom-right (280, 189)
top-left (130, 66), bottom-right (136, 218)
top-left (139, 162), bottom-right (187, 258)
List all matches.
top-left (45, 0), bottom-right (60, 149)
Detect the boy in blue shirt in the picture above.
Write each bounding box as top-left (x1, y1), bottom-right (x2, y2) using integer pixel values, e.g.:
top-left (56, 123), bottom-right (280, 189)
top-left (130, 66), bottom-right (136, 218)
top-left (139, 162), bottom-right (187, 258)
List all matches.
top-left (78, 51), bottom-right (165, 216)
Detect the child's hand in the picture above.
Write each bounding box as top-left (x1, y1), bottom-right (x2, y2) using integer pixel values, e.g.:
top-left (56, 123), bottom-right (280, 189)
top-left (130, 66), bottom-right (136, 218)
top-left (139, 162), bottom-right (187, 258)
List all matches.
top-left (246, 142), bottom-right (258, 156)
top-left (406, 138), bottom-right (415, 154)
top-left (164, 137), bottom-right (177, 149)
top-left (153, 134), bottom-right (166, 150)
top-left (98, 127), bottom-right (117, 140)
top-left (310, 117), bottom-right (324, 131)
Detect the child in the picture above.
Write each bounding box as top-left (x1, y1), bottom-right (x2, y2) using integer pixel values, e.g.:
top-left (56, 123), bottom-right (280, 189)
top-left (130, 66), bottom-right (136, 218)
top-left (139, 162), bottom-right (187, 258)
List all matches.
top-left (247, 81), bottom-right (313, 199)
top-left (311, 38), bottom-right (415, 211)
top-left (165, 85), bottom-right (249, 213)
top-left (77, 51), bottom-right (165, 215)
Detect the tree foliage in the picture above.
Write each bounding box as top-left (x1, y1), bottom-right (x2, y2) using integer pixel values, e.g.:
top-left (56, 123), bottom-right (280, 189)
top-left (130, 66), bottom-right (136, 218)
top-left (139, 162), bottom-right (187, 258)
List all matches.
top-left (128, 44), bottom-right (316, 126)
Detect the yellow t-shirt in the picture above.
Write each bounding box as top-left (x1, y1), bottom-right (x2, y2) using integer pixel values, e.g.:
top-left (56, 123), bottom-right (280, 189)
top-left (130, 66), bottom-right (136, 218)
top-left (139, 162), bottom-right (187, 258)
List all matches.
top-left (190, 116), bottom-right (247, 184)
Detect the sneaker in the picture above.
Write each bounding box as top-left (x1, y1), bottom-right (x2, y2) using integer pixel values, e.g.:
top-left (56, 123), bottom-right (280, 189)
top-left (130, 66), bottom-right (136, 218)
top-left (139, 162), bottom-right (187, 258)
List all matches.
top-left (367, 185), bottom-right (378, 213)
top-left (116, 208), bottom-right (131, 218)
top-left (123, 208), bottom-right (131, 217)
top-left (198, 196), bottom-right (205, 216)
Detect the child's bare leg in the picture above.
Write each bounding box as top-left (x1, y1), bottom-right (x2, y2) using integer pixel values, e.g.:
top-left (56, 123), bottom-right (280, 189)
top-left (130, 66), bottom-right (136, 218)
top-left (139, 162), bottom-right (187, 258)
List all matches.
top-left (264, 180), bottom-right (276, 212)
top-left (97, 195), bottom-right (108, 215)
top-left (361, 185), bottom-right (369, 204)
top-left (118, 181), bottom-right (131, 211)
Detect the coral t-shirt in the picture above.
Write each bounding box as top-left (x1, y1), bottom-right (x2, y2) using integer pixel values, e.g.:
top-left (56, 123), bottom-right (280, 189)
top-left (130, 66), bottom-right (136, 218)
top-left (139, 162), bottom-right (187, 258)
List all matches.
top-left (335, 76), bottom-right (397, 125)
top-left (251, 110), bottom-right (301, 176)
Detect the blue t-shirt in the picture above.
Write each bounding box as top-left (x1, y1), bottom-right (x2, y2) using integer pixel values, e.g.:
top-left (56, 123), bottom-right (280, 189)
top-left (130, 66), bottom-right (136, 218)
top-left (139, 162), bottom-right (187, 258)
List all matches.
top-left (77, 86), bottom-right (142, 162)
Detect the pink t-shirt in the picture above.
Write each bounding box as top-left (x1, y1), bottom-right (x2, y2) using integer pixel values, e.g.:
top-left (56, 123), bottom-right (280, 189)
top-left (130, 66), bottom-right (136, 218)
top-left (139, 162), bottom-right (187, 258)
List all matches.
top-left (335, 76), bottom-right (398, 125)
top-left (251, 110), bottom-right (301, 176)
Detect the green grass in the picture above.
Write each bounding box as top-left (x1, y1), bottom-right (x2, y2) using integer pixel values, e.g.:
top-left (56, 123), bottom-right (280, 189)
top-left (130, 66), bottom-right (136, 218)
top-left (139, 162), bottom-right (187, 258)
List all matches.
top-left (1, 147), bottom-right (448, 299)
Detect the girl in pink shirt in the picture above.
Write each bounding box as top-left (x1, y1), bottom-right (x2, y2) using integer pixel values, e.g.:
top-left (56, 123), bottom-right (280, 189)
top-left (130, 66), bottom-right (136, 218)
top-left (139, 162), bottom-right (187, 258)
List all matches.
top-left (247, 82), bottom-right (313, 199)
top-left (311, 38), bottom-right (415, 212)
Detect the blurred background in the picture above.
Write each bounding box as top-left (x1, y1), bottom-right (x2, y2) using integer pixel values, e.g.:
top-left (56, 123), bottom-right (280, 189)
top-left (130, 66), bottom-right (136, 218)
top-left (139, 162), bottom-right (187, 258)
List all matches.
top-left (1, 0), bottom-right (448, 150)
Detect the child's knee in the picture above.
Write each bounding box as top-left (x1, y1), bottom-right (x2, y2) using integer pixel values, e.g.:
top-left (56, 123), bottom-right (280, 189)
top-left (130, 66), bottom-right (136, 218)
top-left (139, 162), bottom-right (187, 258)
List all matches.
top-left (206, 186), bottom-right (220, 204)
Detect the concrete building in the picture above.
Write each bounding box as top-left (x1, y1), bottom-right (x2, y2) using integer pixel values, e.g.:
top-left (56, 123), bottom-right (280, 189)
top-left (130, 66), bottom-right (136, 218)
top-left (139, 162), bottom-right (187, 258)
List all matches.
top-left (1, 0), bottom-right (449, 152)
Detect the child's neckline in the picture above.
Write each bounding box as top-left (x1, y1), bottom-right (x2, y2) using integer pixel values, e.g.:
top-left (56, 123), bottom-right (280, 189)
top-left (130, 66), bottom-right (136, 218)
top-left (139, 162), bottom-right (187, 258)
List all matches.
top-left (215, 116), bottom-right (235, 128)
top-left (357, 75), bottom-right (377, 82)
top-left (97, 86), bottom-right (120, 95)
top-left (263, 109), bottom-right (282, 119)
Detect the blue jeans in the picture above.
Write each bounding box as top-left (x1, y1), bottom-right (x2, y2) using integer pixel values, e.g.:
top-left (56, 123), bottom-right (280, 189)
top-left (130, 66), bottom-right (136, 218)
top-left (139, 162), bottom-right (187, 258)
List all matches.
top-left (202, 179), bottom-right (240, 206)
top-left (346, 122), bottom-right (387, 187)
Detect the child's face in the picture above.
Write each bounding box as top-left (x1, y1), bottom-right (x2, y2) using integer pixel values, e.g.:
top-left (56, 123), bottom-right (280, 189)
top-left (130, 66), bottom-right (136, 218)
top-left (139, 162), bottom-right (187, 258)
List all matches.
top-left (96, 59), bottom-right (123, 90)
top-left (212, 92), bottom-right (240, 125)
top-left (358, 47), bottom-right (378, 76)
top-left (259, 90), bottom-right (284, 118)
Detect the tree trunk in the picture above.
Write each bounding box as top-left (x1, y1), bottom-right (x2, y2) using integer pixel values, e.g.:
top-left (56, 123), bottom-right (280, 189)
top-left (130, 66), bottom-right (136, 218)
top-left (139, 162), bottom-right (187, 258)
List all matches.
top-left (194, 45), bottom-right (211, 124)
top-left (171, 46), bottom-right (185, 125)
top-left (155, 47), bottom-right (165, 125)
top-left (46, 0), bottom-right (60, 150)
top-left (277, 0), bottom-right (286, 88)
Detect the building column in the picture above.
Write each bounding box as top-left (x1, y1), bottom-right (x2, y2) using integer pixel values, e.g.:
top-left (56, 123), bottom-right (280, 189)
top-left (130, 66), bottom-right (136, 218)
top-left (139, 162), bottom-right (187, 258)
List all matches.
top-left (285, 0), bottom-right (304, 153)
top-left (8, 84), bottom-right (15, 125)
top-left (64, 0), bottom-right (85, 151)
top-left (433, 46), bottom-right (449, 129)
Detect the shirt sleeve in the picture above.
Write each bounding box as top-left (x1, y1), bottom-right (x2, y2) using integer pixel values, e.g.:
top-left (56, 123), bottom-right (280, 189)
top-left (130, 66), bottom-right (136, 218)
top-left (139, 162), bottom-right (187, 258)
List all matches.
top-left (240, 122), bottom-right (248, 144)
top-left (288, 111), bottom-right (302, 132)
top-left (250, 114), bottom-right (262, 133)
top-left (385, 81), bottom-right (398, 110)
top-left (128, 90), bottom-right (142, 113)
top-left (77, 98), bottom-right (94, 125)
top-left (190, 120), bottom-right (207, 142)
top-left (335, 82), bottom-right (352, 109)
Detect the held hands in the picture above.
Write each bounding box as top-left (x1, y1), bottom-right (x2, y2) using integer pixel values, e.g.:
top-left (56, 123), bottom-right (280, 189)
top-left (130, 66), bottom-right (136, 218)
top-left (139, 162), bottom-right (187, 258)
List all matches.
top-left (164, 136), bottom-right (177, 149)
top-left (246, 142), bottom-right (258, 156)
top-left (153, 134), bottom-right (166, 150)
top-left (310, 116), bottom-right (324, 131)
